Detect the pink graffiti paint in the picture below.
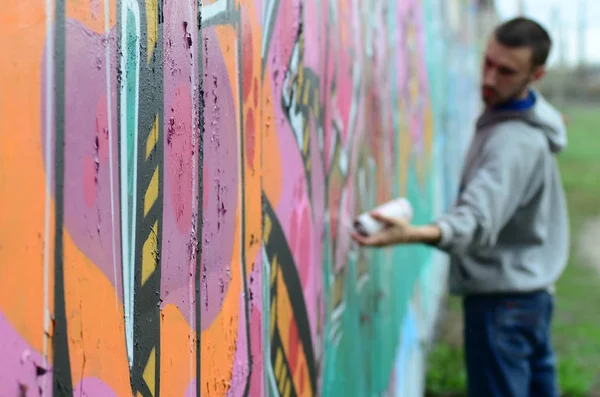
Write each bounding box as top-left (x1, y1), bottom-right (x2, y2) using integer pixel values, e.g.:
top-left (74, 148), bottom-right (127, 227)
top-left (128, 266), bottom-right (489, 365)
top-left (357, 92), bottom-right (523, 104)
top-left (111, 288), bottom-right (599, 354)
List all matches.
top-left (244, 108), bottom-right (256, 171)
top-left (247, 255), bottom-right (264, 397)
top-left (288, 193), bottom-right (312, 287)
top-left (241, 9), bottom-right (255, 104)
top-left (265, 10), bottom-right (308, 235)
top-left (166, 84), bottom-right (195, 234)
top-left (73, 377), bottom-right (119, 396)
top-left (307, 116), bottom-right (326, 347)
top-left (159, 0), bottom-right (200, 322)
top-left (0, 313), bottom-right (49, 395)
top-left (184, 379), bottom-right (197, 397)
top-left (198, 28), bottom-right (239, 330)
top-left (41, 20), bottom-right (122, 298)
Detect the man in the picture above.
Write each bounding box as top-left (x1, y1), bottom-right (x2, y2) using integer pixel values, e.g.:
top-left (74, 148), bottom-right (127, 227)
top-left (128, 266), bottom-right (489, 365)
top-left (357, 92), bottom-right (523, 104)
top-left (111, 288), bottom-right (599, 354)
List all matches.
top-left (352, 17), bottom-right (568, 397)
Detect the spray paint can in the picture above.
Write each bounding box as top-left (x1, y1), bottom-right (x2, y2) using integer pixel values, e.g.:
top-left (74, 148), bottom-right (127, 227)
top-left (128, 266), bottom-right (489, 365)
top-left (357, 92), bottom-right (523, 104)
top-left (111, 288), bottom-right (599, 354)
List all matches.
top-left (353, 198), bottom-right (413, 237)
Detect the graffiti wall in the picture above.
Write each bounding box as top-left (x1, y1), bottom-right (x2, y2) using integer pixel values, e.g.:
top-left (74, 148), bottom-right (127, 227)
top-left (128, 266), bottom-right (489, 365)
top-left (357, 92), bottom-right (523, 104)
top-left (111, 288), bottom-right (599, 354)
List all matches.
top-left (0, 0), bottom-right (479, 396)
top-left (388, 1), bottom-right (480, 395)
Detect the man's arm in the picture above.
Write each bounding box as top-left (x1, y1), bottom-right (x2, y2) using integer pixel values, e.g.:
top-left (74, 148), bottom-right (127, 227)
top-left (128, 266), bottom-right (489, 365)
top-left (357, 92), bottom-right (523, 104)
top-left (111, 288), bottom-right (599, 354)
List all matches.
top-left (408, 224), bottom-right (442, 245)
top-left (352, 126), bottom-right (545, 251)
top-left (351, 214), bottom-right (442, 247)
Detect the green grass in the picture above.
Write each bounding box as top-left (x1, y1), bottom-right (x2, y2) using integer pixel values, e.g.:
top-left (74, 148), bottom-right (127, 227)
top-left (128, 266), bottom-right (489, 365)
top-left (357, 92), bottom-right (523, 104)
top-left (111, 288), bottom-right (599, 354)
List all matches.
top-left (425, 104), bottom-right (600, 396)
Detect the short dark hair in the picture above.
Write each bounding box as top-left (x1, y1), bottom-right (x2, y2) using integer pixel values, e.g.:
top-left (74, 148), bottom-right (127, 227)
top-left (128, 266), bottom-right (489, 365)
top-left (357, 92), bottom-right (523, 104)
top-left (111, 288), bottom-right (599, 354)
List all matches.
top-left (494, 17), bottom-right (552, 67)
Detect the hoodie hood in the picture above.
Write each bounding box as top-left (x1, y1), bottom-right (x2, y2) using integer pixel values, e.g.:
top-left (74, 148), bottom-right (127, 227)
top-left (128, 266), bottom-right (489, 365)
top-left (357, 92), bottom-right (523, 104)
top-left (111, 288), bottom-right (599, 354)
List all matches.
top-left (476, 90), bottom-right (568, 153)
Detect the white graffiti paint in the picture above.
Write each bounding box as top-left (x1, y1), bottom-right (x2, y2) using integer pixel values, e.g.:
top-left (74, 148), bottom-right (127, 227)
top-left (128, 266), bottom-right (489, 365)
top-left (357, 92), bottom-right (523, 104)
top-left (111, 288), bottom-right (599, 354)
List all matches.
top-left (201, 0), bottom-right (228, 23)
top-left (119, 0), bottom-right (141, 369)
top-left (261, 0), bottom-right (279, 61)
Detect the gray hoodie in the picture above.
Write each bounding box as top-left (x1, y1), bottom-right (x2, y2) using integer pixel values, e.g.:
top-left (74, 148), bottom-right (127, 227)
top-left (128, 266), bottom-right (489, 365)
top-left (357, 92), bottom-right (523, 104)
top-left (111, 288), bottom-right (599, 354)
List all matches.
top-left (435, 91), bottom-right (569, 295)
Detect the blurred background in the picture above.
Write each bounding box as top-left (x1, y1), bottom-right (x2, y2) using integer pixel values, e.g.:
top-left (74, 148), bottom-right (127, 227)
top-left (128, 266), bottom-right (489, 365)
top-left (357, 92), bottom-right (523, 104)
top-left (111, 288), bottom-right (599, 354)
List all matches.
top-left (426, 1), bottom-right (600, 396)
top-left (498, 0), bottom-right (600, 104)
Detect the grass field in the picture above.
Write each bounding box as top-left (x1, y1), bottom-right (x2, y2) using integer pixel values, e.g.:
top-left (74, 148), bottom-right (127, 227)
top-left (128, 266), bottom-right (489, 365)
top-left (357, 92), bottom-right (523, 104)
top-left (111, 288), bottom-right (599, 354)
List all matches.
top-left (425, 105), bottom-right (600, 397)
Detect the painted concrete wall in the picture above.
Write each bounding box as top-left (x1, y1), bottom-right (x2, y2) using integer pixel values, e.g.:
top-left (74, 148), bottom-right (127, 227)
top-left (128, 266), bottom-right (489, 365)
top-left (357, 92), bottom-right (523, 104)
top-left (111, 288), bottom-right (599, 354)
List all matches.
top-left (0, 0), bottom-right (479, 396)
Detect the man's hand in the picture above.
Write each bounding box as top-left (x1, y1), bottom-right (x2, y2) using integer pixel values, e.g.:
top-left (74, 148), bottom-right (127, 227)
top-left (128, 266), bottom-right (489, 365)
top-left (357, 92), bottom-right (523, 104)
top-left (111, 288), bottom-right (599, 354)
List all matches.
top-left (351, 212), bottom-right (413, 247)
top-left (351, 212), bottom-right (442, 248)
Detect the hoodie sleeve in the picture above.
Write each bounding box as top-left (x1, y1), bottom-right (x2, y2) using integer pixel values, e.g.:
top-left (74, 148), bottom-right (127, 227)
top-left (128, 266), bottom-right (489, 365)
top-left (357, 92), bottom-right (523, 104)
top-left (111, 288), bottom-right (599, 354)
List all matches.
top-left (435, 126), bottom-right (546, 255)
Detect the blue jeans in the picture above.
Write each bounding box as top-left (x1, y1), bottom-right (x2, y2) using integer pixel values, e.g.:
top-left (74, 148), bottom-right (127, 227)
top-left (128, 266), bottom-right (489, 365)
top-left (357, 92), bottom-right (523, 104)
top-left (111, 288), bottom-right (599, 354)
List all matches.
top-left (463, 290), bottom-right (559, 397)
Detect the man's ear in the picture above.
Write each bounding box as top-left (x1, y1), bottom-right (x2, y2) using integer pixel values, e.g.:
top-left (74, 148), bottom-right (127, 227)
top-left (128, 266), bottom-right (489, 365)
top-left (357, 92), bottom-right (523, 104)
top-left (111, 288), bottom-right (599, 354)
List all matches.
top-left (531, 65), bottom-right (547, 83)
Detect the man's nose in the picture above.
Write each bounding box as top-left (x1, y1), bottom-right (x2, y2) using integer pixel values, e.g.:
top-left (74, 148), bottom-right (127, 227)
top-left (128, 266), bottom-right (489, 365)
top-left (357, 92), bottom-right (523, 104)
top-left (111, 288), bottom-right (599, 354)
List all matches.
top-left (483, 68), bottom-right (497, 86)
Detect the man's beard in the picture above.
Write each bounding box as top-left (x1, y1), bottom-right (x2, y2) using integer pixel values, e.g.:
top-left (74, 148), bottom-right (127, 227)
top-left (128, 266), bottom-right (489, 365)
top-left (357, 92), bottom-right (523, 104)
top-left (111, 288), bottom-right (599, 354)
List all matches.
top-left (483, 77), bottom-right (531, 108)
